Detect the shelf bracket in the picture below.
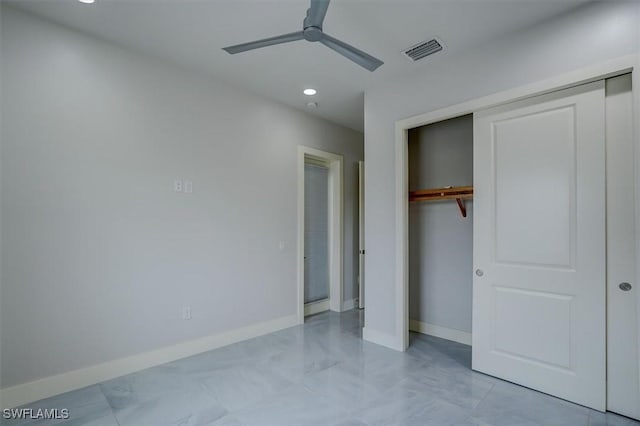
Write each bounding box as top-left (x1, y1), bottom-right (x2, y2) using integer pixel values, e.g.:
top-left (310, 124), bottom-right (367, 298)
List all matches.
top-left (456, 198), bottom-right (467, 218)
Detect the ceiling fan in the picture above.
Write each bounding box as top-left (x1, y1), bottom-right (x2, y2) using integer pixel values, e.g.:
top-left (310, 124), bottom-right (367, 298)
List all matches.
top-left (222, 0), bottom-right (383, 72)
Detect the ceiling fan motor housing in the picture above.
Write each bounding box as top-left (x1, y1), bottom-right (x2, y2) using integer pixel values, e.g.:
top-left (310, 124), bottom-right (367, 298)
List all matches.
top-left (303, 26), bottom-right (323, 42)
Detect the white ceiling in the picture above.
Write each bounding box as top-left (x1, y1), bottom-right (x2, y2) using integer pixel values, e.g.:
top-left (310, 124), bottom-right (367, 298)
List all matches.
top-left (8, 0), bottom-right (591, 132)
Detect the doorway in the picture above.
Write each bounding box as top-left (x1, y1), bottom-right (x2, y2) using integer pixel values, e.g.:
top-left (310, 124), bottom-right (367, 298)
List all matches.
top-left (297, 146), bottom-right (344, 323)
top-left (303, 162), bottom-right (330, 316)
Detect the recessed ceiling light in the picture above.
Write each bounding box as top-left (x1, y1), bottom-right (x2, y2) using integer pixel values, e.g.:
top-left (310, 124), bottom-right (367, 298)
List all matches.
top-left (306, 102), bottom-right (318, 109)
top-left (303, 88), bottom-right (317, 96)
top-left (78, 0), bottom-right (95, 4)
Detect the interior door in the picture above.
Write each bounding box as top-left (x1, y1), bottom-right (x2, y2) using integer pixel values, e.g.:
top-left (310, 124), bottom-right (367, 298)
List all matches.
top-left (605, 73), bottom-right (639, 420)
top-left (358, 160), bottom-right (365, 309)
top-left (472, 81), bottom-right (606, 410)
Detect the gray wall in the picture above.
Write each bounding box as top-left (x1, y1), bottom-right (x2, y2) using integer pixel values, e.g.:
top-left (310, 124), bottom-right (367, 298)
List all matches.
top-left (0, 6), bottom-right (363, 388)
top-left (408, 115), bottom-right (473, 333)
top-left (363, 1), bottom-right (640, 340)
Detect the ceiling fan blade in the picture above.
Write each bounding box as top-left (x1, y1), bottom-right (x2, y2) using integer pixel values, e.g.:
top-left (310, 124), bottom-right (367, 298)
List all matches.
top-left (320, 33), bottom-right (383, 72)
top-left (305, 0), bottom-right (330, 28)
top-left (223, 31), bottom-right (305, 54)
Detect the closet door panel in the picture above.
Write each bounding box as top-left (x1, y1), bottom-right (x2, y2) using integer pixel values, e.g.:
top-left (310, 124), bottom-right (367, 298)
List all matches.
top-left (472, 80), bottom-right (605, 411)
top-left (605, 74), bottom-right (639, 419)
top-left (493, 106), bottom-right (575, 268)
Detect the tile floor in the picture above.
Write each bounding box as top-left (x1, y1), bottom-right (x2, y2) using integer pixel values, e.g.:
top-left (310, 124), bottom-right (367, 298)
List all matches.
top-left (3, 310), bottom-right (639, 425)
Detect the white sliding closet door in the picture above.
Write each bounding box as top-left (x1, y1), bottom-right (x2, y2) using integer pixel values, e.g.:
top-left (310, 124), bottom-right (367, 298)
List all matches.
top-left (472, 81), bottom-right (606, 410)
top-left (605, 74), bottom-right (639, 420)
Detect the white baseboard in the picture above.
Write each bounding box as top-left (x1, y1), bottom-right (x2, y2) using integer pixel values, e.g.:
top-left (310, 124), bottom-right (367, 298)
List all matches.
top-left (341, 298), bottom-right (357, 311)
top-left (304, 299), bottom-right (330, 316)
top-left (0, 314), bottom-right (298, 409)
top-left (409, 319), bottom-right (472, 346)
top-left (362, 327), bottom-right (404, 351)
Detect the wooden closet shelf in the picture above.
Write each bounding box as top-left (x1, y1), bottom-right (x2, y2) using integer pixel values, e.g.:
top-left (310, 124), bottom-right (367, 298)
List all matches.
top-left (409, 186), bottom-right (473, 201)
top-left (409, 186), bottom-right (473, 217)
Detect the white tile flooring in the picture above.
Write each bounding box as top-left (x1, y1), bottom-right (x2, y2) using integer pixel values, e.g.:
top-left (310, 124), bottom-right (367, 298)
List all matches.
top-left (3, 310), bottom-right (639, 425)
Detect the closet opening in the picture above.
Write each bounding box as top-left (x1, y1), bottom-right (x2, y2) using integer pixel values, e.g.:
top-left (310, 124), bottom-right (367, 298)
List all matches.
top-left (407, 114), bottom-right (474, 348)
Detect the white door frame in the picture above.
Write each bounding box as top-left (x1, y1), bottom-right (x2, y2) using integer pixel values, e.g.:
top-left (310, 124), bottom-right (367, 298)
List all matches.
top-left (358, 160), bottom-right (365, 309)
top-left (297, 146), bottom-right (344, 323)
top-left (392, 56), bottom-right (639, 370)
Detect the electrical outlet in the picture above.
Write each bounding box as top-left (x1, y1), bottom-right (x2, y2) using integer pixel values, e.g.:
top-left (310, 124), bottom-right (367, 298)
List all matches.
top-left (182, 306), bottom-right (191, 320)
top-left (174, 180), bottom-right (183, 192)
top-left (184, 180), bottom-right (193, 194)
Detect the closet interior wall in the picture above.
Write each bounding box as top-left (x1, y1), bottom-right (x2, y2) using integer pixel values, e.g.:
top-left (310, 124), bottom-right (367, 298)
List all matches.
top-left (408, 114), bottom-right (474, 338)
